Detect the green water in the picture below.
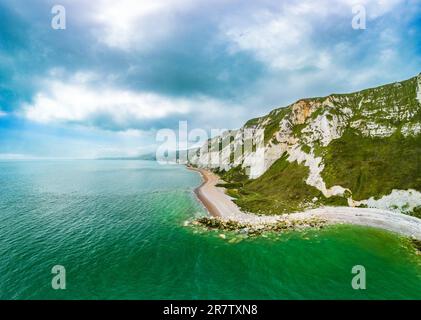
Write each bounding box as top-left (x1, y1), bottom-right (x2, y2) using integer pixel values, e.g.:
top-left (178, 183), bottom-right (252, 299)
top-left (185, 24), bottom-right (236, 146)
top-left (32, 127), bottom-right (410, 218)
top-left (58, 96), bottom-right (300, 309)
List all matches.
top-left (0, 160), bottom-right (420, 299)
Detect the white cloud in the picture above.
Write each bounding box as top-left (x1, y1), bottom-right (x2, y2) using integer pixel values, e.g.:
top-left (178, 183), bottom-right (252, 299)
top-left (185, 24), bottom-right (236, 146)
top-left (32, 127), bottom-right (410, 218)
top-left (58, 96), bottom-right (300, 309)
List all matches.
top-left (223, 0), bottom-right (339, 71)
top-left (21, 73), bottom-right (241, 131)
top-left (0, 110), bottom-right (7, 117)
top-left (222, 0), bottom-right (405, 71)
top-left (225, 10), bottom-right (319, 70)
top-left (89, 0), bottom-right (196, 50)
top-left (24, 82), bottom-right (187, 124)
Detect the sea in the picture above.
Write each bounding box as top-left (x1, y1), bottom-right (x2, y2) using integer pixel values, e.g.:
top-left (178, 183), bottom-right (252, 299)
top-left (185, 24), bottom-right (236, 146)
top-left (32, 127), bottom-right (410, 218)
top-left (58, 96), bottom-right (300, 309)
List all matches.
top-left (0, 160), bottom-right (420, 299)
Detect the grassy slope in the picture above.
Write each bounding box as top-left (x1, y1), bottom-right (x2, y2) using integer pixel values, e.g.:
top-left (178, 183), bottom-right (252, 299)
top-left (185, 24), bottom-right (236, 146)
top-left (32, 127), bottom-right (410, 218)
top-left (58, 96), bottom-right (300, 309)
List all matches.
top-left (219, 153), bottom-right (347, 215)
top-left (322, 129), bottom-right (421, 200)
top-left (222, 154), bottom-right (319, 214)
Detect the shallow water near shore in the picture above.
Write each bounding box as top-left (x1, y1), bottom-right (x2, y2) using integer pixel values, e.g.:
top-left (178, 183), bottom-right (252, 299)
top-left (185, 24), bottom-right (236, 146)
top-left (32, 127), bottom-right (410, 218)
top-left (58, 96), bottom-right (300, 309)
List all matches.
top-left (1, 160), bottom-right (420, 299)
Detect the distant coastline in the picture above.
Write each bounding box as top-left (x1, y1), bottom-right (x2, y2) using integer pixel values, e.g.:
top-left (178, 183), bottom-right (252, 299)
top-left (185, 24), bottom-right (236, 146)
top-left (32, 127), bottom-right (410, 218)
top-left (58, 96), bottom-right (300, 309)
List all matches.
top-left (96, 153), bottom-right (157, 161)
top-left (188, 166), bottom-right (421, 240)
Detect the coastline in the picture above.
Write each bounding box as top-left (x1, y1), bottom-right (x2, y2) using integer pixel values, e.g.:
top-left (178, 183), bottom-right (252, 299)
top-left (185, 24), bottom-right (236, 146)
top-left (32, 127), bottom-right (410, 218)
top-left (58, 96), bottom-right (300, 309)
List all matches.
top-left (188, 166), bottom-right (421, 240)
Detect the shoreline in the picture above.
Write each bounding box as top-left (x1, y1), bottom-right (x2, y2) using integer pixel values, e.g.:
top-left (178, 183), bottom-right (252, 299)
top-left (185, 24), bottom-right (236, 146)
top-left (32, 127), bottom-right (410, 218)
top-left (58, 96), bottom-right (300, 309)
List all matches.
top-left (190, 166), bottom-right (221, 218)
top-left (188, 166), bottom-right (421, 240)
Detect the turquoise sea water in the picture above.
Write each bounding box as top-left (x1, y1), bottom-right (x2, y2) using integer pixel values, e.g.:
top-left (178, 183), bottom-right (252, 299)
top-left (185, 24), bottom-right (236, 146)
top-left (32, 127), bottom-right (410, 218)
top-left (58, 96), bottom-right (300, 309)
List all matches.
top-left (0, 160), bottom-right (420, 299)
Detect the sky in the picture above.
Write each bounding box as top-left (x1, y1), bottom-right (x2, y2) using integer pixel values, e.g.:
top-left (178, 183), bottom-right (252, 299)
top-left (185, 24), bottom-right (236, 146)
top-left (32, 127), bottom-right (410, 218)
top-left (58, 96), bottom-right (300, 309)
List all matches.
top-left (0, 0), bottom-right (420, 158)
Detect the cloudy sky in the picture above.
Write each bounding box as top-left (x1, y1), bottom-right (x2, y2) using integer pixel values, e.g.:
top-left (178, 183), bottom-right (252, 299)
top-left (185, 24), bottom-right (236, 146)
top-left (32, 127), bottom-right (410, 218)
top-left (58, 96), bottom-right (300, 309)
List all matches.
top-left (0, 0), bottom-right (420, 158)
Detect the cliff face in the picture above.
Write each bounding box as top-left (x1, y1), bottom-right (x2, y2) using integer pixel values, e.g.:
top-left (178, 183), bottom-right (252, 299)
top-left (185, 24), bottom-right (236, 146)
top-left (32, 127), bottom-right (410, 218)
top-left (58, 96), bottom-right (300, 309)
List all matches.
top-left (189, 74), bottom-right (421, 215)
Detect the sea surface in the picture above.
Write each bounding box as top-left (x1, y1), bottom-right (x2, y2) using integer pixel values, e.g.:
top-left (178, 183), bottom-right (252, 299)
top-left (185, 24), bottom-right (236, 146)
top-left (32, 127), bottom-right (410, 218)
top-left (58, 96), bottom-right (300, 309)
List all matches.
top-left (0, 160), bottom-right (420, 299)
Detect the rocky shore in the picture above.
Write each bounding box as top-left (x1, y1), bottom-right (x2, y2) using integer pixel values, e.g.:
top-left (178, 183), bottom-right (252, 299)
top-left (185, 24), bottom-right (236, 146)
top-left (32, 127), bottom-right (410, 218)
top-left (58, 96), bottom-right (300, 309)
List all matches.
top-left (194, 216), bottom-right (327, 236)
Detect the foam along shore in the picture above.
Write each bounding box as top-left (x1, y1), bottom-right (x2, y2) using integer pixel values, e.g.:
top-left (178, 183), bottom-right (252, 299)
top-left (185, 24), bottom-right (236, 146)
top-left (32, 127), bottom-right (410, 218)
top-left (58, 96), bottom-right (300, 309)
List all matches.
top-left (188, 167), bottom-right (421, 240)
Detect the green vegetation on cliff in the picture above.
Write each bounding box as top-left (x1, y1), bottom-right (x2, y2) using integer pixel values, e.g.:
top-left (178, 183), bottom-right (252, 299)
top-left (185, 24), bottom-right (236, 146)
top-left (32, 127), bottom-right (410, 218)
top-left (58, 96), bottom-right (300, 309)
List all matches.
top-left (321, 129), bottom-right (421, 200)
top-left (232, 153), bottom-right (320, 214)
top-left (219, 153), bottom-right (348, 214)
